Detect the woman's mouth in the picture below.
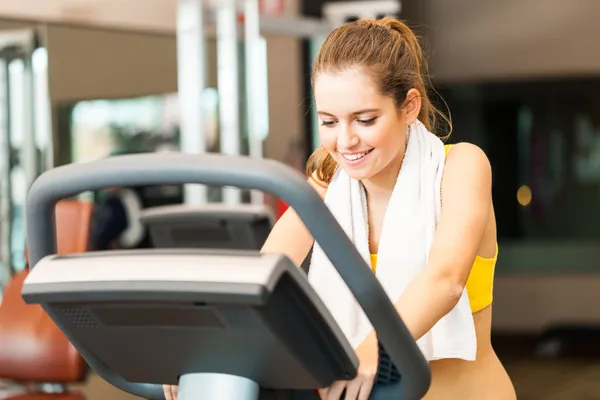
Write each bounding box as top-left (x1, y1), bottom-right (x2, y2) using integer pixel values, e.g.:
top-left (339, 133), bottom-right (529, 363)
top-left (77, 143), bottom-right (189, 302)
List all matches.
top-left (340, 149), bottom-right (374, 165)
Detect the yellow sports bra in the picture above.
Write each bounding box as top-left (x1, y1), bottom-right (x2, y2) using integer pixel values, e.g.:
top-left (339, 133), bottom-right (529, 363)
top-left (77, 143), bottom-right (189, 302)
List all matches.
top-left (369, 144), bottom-right (496, 314)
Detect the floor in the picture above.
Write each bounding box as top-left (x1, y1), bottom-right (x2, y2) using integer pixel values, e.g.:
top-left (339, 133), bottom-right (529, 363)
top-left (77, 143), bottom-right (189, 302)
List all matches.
top-left (0, 375), bottom-right (138, 400)
top-left (506, 359), bottom-right (600, 400)
top-left (71, 374), bottom-right (140, 400)
top-left (494, 334), bottom-right (600, 400)
top-left (75, 360), bottom-right (600, 400)
top-left (3, 334), bottom-right (600, 399)
top-left (73, 336), bottom-right (600, 400)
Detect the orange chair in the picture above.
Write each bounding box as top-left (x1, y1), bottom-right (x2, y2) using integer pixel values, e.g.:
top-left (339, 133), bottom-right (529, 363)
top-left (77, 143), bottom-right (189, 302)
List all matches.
top-left (0, 200), bottom-right (93, 400)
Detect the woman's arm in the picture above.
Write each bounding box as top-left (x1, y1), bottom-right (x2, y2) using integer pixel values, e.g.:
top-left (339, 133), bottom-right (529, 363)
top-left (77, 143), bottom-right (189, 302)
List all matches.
top-left (362, 142), bottom-right (493, 346)
top-left (260, 174), bottom-right (328, 266)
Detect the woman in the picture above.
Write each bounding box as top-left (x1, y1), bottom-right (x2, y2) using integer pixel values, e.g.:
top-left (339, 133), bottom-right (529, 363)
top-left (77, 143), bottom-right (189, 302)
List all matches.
top-left (164, 17), bottom-right (516, 400)
top-left (265, 17), bottom-right (515, 400)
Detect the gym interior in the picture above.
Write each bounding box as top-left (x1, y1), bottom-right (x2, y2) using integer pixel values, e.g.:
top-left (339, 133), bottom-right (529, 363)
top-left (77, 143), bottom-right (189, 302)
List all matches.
top-left (0, 0), bottom-right (599, 399)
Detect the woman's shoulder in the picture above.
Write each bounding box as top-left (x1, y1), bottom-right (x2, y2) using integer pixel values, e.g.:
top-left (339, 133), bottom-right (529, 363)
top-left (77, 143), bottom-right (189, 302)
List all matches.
top-left (442, 142), bottom-right (492, 190)
top-left (444, 142), bottom-right (490, 167)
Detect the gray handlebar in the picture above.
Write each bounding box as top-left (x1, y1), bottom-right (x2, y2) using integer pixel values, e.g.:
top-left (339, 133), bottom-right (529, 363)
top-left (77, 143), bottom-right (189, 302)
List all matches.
top-left (25, 153), bottom-right (430, 400)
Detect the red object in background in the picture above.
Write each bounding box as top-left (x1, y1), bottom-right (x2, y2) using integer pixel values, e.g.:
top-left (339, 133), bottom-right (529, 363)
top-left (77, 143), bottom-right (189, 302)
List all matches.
top-left (276, 198), bottom-right (289, 219)
top-left (238, 0), bottom-right (284, 23)
top-left (260, 0), bottom-right (284, 15)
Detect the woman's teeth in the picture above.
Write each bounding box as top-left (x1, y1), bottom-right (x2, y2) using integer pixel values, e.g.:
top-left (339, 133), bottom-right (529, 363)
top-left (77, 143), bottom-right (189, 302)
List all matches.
top-left (342, 150), bottom-right (371, 161)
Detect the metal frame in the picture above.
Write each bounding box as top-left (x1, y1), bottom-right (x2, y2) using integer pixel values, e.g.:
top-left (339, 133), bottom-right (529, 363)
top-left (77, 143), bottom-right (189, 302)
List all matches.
top-left (216, 0), bottom-right (242, 205)
top-left (0, 59), bottom-right (11, 285)
top-left (244, 0), bottom-right (265, 205)
top-left (0, 29), bottom-right (39, 284)
top-left (177, 0), bottom-right (333, 205)
top-left (177, 0), bottom-right (208, 205)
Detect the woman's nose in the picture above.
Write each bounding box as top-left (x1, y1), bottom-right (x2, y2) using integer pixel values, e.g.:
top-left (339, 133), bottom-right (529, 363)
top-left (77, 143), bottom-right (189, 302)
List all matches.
top-left (337, 125), bottom-right (360, 150)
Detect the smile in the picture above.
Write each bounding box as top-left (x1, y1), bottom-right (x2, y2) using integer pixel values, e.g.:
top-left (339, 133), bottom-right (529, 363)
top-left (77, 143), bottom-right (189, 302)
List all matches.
top-left (340, 149), bottom-right (374, 162)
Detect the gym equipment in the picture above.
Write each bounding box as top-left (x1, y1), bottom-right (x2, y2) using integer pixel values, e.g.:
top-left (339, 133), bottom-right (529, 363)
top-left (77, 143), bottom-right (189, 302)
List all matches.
top-left (535, 324), bottom-right (600, 359)
top-left (22, 153), bottom-right (431, 400)
top-left (0, 200), bottom-right (92, 400)
top-left (140, 203), bottom-right (274, 250)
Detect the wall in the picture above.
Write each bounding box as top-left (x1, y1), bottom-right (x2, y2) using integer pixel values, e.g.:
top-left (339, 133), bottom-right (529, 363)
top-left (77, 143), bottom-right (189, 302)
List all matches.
top-left (40, 20), bottom-right (308, 166)
top-left (0, 0), bottom-right (305, 165)
top-left (263, 33), bottom-right (305, 163)
top-left (262, 0), bottom-right (306, 164)
top-left (0, 18), bottom-right (37, 30)
top-left (44, 25), bottom-right (179, 103)
top-left (0, 0), bottom-right (176, 33)
top-left (0, 0), bottom-right (303, 34)
top-left (0, 0), bottom-right (304, 166)
top-left (416, 0), bottom-right (600, 332)
top-left (493, 274), bottom-right (600, 332)
top-left (427, 0), bottom-right (600, 83)
top-left (39, 23), bottom-right (180, 165)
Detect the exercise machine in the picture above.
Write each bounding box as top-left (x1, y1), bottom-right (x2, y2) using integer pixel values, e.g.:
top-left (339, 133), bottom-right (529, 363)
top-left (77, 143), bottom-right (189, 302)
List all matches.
top-left (0, 199), bottom-right (93, 400)
top-left (140, 203), bottom-right (274, 250)
top-left (22, 154), bottom-right (429, 400)
top-left (22, 153), bottom-right (431, 400)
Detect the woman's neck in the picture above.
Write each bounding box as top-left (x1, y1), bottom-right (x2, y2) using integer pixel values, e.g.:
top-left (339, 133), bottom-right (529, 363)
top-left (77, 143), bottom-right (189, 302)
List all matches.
top-left (361, 177), bottom-right (394, 200)
top-left (361, 150), bottom-right (405, 199)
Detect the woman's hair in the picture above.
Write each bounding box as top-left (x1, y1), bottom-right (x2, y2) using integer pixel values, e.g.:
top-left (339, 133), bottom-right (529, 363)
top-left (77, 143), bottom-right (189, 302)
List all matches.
top-left (306, 17), bottom-right (452, 184)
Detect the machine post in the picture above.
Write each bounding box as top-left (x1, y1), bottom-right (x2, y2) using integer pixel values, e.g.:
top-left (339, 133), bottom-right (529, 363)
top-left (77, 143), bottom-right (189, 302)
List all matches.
top-left (178, 373), bottom-right (260, 400)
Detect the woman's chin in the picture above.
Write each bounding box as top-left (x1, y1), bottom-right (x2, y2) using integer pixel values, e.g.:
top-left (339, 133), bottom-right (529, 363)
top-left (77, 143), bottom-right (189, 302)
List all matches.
top-left (340, 166), bottom-right (374, 181)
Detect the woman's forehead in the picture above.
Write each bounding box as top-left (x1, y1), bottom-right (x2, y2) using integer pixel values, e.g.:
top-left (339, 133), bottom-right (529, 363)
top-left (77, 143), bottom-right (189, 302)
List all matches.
top-left (314, 69), bottom-right (391, 116)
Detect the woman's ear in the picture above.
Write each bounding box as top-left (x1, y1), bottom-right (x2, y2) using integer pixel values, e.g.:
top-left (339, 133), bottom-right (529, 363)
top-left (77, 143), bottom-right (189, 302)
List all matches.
top-left (402, 88), bottom-right (422, 125)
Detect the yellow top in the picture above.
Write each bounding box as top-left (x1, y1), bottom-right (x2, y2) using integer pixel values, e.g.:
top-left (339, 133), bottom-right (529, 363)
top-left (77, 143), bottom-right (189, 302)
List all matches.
top-left (369, 145), bottom-right (496, 314)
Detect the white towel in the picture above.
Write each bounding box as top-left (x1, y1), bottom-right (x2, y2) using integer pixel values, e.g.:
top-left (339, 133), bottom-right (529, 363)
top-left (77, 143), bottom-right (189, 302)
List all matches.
top-left (307, 120), bottom-right (477, 361)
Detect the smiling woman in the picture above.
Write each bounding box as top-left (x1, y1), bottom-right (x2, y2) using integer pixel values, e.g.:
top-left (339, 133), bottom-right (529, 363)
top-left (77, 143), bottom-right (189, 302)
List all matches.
top-left (293, 17), bottom-right (515, 400)
top-left (306, 22), bottom-right (450, 189)
top-left (313, 66), bottom-right (413, 185)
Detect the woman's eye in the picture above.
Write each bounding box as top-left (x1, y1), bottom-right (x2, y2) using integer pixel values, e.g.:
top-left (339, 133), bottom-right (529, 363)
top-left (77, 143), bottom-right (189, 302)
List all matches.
top-left (321, 120), bottom-right (336, 127)
top-left (358, 117), bottom-right (377, 126)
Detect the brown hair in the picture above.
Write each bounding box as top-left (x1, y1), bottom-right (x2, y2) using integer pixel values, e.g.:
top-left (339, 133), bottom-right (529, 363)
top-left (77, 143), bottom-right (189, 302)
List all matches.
top-left (306, 17), bottom-right (452, 184)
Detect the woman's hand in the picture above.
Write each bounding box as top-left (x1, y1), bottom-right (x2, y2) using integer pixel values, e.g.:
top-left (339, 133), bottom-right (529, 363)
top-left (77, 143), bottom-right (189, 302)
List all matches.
top-left (318, 333), bottom-right (379, 400)
top-left (163, 384), bottom-right (178, 400)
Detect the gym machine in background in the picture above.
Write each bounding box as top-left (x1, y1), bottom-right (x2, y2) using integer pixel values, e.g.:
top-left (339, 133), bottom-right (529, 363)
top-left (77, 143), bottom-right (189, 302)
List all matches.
top-left (0, 29), bottom-right (52, 284)
top-left (140, 203), bottom-right (274, 250)
top-left (160, 0), bottom-right (272, 248)
top-left (176, 0), bottom-right (332, 206)
top-left (143, 0), bottom-right (335, 250)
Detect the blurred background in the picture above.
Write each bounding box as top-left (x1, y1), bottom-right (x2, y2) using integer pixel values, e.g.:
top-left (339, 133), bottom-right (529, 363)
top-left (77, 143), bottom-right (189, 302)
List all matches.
top-left (0, 1), bottom-right (599, 399)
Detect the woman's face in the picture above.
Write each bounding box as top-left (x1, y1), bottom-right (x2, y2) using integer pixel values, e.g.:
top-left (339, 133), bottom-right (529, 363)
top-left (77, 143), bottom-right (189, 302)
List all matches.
top-left (314, 67), bottom-right (415, 185)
